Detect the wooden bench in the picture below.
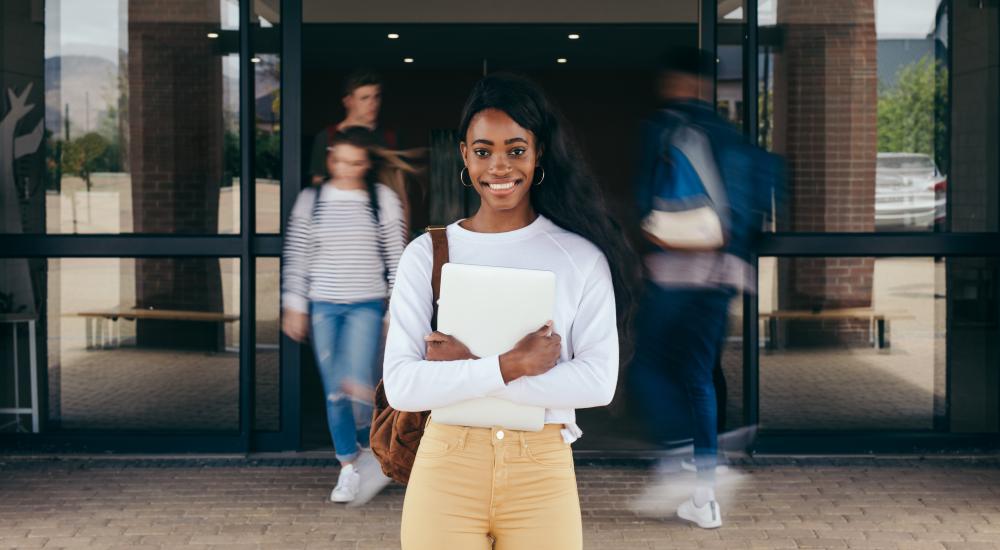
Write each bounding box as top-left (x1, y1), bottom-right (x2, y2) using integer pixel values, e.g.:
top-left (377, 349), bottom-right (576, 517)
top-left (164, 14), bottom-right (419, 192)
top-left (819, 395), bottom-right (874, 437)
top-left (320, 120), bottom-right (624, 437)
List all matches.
top-left (760, 308), bottom-right (915, 350)
top-left (78, 308), bottom-right (239, 350)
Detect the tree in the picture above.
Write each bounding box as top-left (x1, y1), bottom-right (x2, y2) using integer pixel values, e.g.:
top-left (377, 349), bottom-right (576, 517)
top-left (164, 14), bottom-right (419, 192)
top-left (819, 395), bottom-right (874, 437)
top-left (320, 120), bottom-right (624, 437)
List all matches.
top-left (877, 55), bottom-right (949, 171)
top-left (61, 132), bottom-right (110, 191)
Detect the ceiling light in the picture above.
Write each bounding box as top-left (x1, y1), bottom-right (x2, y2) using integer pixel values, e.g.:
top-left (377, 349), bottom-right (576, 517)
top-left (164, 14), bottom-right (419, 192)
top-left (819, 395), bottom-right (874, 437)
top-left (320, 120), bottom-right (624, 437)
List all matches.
top-left (207, 32), bottom-right (220, 39)
top-left (403, 57), bottom-right (414, 63)
top-left (388, 33), bottom-right (400, 39)
top-left (568, 33), bottom-right (580, 40)
top-left (557, 58), bottom-right (568, 64)
top-left (251, 57), bottom-right (261, 63)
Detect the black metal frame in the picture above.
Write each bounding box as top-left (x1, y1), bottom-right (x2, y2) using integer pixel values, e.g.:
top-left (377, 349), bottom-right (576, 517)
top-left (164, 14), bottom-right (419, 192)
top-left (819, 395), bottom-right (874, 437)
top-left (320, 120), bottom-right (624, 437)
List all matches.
top-left (254, 0), bottom-right (304, 452)
top-left (3, 0), bottom-right (999, 455)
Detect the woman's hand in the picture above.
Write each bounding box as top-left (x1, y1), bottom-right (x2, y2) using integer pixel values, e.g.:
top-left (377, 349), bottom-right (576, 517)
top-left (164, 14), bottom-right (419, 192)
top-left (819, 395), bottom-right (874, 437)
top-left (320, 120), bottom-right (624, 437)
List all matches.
top-left (425, 332), bottom-right (478, 361)
top-left (282, 309), bottom-right (310, 342)
top-left (499, 322), bottom-right (562, 384)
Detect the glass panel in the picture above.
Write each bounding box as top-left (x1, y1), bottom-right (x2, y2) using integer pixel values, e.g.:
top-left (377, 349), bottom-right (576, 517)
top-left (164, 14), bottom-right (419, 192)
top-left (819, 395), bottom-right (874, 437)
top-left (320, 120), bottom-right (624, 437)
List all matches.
top-left (720, 296), bottom-right (745, 431)
top-left (6, 0), bottom-right (243, 235)
top-left (760, 256), bottom-right (999, 434)
top-left (950, 1), bottom-right (1000, 232)
top-left (758, 0), bottom-right (965, 233)
top-left (0, 257), bottom-right (44, 434)
top-left (44, 257), bottom-right (240, 432)
top-left (719, 0), bottom-right (745, 131)
top-left (255, 257), bottom-right (279, 431)
top-left (254, 0), bottom-right (281, 233)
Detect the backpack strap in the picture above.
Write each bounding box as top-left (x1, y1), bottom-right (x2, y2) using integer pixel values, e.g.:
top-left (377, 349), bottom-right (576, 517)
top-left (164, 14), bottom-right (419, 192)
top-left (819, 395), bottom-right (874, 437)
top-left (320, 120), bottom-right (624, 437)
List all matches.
top-left (658, 108), bottom-right (731, 234)
top-left (426, 226), bottom-right (449, 331)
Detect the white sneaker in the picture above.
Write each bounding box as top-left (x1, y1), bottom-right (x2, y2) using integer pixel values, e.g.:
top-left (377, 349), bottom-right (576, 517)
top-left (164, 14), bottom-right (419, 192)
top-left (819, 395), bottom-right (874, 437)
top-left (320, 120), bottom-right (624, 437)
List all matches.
top-left (680, 459), bottom-right (730, 474)
top-left (677, 498), bottom-right (722, 529)
top-left (330, 464), bottom-right (360, 503)
top-left (346, 451), bottom-right (392, 508)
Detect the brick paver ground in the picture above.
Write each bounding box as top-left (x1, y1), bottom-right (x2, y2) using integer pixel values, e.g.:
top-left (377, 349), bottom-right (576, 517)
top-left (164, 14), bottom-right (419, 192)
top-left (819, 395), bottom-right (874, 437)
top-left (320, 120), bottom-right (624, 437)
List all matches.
top-left (2, 457), bottom-right (999, 549)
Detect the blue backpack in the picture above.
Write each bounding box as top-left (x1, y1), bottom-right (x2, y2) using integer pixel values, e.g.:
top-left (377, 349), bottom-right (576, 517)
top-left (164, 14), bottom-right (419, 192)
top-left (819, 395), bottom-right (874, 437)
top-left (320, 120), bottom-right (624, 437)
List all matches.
top-left (640, 105), bottom-right (784, 262)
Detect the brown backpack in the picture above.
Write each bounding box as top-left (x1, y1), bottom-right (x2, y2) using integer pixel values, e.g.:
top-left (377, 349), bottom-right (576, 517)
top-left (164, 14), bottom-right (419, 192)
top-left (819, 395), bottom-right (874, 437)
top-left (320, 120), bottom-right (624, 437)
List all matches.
top-left (370, 226), bottom-right (448, 485)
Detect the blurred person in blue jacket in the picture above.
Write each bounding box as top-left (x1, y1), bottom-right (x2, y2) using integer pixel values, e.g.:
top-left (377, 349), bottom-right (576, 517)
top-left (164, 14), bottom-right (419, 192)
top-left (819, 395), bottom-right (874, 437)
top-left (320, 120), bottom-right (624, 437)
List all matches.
top-left (628, 46), bottom-right (783, 529)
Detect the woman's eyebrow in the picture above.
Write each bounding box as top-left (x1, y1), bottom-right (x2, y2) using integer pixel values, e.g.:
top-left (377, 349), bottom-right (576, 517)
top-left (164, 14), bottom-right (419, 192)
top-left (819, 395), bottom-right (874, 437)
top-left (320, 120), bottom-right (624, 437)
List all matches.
top-left (471, 137), bottom-right (529, 146)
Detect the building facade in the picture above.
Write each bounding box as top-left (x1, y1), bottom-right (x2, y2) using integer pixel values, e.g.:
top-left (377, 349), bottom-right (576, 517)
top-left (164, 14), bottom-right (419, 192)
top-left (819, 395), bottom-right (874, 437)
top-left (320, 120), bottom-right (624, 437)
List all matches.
top-left (1, 0), bottom-right (998, 454)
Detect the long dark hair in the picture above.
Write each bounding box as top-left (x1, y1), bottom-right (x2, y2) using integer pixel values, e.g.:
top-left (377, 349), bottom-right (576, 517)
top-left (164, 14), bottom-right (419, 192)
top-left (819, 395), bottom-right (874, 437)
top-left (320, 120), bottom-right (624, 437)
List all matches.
top-left (329, 126), bottom-right (422, 231)
top-left (457, 73), bottom-right (640, 365)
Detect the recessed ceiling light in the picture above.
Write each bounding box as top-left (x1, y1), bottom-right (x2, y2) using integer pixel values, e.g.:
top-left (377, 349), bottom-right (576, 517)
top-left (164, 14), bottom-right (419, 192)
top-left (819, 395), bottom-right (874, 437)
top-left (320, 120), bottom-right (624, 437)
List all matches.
top-left (207, 32), bottom-right (219, 39)
top-left (251, 57), bottom-right (262, 63)
top-left (568, 33), bottom-right (580, 40)
top-left (403, 57), bottom-right (414, 63)
top-left (387, 33), bottom-right (400, 39)
top-left (557, 58), bottom-right (568, 64)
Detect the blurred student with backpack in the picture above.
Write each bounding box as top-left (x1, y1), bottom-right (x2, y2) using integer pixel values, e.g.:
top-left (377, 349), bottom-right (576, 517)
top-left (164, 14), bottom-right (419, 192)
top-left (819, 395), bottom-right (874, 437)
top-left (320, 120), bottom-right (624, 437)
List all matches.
top-left (628, 46), bottom-right (784, 529)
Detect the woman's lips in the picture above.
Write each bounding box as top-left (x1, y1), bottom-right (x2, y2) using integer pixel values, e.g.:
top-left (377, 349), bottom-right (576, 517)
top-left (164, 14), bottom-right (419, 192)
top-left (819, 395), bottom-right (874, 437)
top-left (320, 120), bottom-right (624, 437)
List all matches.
top-left (482, 179), bottom-right (521, 196)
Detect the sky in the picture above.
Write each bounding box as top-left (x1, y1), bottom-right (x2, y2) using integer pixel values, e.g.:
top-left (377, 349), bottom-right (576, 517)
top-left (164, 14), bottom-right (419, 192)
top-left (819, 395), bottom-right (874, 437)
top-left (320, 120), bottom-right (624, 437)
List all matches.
top-left (45, 0), bottom-right (240, 62)
top-left (757, 0), bottom-right (942, 39)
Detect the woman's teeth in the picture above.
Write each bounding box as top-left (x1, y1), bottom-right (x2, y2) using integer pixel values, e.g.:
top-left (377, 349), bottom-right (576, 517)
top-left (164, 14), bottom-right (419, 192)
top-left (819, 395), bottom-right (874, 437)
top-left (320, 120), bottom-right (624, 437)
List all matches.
top-left (488, 182), bottom-right (516, 190)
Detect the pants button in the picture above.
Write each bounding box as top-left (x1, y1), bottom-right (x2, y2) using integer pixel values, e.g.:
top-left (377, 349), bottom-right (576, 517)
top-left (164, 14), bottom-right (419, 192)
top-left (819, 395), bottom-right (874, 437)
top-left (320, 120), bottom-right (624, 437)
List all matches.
top-left (496, 430), bottom-right (505, 440)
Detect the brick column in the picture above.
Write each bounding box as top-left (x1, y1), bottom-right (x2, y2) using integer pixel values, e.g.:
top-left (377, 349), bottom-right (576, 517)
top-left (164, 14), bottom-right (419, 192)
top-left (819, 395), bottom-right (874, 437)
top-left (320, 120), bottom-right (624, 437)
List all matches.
top-left (127, 1), bottom-right (226, 349)
top-left (774, 0), bottom-right (877, 346)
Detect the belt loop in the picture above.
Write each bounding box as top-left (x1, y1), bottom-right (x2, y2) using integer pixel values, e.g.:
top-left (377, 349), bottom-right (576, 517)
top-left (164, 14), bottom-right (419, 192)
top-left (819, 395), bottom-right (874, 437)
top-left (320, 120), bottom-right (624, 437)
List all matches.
top-left (459, 427), bottom-right (468, 450)
top-left (519, 432), bottom-right (527, 457)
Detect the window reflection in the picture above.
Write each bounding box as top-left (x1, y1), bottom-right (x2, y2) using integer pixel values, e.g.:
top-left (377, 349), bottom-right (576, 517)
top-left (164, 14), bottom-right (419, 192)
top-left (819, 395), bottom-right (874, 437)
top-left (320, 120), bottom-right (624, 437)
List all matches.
top-left (759, 256), bottom-right (953, 431)
top-left (759, 0), bottom-right (955, 233)
top-left (35, 0), bottom-right (241, 235)
top-left (44, 257), bottom-right (241, 432)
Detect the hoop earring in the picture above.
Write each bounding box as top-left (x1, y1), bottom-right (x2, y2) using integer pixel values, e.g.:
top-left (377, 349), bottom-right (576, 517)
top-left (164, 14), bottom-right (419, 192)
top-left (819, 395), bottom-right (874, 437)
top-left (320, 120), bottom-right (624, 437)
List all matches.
top-left (459, 167), bottom-right (474, 188)
top-left (533, 167), bottom-right (545, 187)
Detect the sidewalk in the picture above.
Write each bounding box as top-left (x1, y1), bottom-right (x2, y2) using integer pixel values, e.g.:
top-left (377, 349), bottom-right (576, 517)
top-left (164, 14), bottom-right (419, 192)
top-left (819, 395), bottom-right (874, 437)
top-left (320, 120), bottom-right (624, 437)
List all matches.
top-left (1, 457), bottom-right (999, 549)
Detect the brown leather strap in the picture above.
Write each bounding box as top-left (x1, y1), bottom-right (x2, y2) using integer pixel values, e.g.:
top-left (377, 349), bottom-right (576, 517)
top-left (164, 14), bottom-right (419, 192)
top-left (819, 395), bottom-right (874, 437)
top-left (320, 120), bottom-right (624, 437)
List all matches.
top-left (427, 226), bottom-right (449, 330)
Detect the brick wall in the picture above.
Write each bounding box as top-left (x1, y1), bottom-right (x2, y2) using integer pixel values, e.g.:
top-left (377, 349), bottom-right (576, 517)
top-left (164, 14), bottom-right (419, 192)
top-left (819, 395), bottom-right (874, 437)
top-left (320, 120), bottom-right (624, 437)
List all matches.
top-left (774, 0), bottom-right (877, 346)
top-left (127, 0), bottom-right (226, 348)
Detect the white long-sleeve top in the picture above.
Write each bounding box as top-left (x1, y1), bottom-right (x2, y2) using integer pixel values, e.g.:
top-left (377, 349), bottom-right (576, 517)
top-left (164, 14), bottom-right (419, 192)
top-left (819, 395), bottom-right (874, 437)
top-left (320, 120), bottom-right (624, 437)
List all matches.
top-left (382, 215), bottom-right (619, 443)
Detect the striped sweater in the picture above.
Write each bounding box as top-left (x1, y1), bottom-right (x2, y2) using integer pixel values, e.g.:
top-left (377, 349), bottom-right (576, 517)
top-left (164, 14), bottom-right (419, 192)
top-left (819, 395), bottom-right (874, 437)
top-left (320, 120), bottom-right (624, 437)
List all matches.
top-left (281, 183), bottom-right (406, 313)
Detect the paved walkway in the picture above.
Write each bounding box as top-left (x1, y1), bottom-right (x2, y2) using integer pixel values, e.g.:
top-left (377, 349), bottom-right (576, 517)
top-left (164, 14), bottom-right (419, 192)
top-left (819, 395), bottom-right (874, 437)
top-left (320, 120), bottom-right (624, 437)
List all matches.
top-left (2, 457), bottom-right (999, 549)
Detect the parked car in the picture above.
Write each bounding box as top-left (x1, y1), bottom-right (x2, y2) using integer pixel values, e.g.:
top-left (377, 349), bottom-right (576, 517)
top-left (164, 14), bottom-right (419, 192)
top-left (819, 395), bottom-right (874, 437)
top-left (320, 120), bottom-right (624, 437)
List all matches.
top-left (875, 153), bottom-right (947, 232)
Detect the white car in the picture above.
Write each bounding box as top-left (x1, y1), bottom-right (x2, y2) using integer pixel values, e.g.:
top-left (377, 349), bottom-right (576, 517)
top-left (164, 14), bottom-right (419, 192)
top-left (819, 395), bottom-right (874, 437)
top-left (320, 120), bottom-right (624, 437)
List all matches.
top-left (875, 153), bottom-right (946, 232)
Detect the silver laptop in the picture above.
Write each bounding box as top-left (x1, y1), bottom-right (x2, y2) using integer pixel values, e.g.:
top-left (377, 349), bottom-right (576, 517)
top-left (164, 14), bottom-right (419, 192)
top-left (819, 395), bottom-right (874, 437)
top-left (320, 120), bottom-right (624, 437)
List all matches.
top-left (431, 263), bottom-right (556, 432)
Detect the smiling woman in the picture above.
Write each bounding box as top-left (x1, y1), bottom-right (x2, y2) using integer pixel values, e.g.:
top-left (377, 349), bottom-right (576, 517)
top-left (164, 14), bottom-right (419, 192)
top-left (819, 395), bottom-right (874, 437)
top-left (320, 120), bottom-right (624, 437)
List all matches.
top-left (381, 74), bottom-right (640, 549)
top-left (460, 109), bottom-right (539, 221)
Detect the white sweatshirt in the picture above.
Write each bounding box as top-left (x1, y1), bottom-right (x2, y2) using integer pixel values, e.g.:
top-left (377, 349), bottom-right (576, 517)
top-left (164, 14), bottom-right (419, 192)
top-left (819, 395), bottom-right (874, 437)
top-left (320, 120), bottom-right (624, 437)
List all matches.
top-left (382, 215), bottom-right (619, 442)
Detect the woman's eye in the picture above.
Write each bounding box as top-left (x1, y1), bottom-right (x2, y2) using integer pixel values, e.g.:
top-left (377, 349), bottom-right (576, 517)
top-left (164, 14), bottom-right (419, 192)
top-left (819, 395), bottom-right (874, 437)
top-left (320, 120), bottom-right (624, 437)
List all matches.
top-left (510, 148), bottom-right (527, 157)
top-left (474, 149), bottom-right (490, 158)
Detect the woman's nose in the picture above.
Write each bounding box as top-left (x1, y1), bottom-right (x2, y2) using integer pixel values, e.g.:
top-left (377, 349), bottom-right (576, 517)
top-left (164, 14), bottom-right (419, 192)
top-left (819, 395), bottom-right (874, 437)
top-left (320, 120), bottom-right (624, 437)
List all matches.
top-left (490, 155), bottom-right (511, 174)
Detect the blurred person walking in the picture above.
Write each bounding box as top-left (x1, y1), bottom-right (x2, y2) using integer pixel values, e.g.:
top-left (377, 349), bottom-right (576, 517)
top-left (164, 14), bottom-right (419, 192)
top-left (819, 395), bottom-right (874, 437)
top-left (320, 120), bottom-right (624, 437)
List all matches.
top-left (308, 69), bottom-right (400, 185)
top-left (628, 47), bottom-right (782, 528)
top-left (282, 127), bottom-right (415, 506)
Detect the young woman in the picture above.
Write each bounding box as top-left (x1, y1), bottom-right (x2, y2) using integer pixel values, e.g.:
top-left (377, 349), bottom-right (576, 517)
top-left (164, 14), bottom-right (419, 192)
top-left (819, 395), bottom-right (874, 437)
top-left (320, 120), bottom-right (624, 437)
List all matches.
top-left (383, 74), bottom-right (638, 549)
top-left (282, 127), bottom-right (412, 505)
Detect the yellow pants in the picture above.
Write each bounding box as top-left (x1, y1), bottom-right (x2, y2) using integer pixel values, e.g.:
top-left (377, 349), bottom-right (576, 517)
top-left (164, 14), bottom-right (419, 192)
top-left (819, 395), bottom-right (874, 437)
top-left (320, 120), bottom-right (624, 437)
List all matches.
top-left (400, 420), bottom-right (583, 550)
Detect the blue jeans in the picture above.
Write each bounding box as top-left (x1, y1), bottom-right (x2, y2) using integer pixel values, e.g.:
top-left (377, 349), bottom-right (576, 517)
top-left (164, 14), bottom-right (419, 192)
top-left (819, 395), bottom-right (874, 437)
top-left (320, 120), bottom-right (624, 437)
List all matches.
top-left (310, 300), bottom-right (385, 463)
top-left (628, 284), bottom-right (733, 482)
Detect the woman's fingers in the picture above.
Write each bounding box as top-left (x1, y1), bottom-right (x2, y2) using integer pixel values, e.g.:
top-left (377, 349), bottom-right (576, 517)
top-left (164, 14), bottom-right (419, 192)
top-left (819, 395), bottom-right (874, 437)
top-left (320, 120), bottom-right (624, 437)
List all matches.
top-left (424, 331), bottom-right (451, 343)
